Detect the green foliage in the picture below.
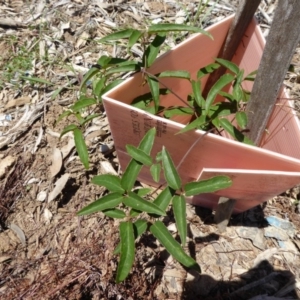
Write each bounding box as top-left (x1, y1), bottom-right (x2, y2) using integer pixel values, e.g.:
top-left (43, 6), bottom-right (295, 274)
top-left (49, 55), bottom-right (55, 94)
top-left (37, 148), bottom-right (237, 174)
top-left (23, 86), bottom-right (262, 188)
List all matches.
top-left (77, 128), bottom-right (232, 282)
top-left (58, 20), bottom-right (256, 172)
top-left (58, 20), bottom-right (256, 283)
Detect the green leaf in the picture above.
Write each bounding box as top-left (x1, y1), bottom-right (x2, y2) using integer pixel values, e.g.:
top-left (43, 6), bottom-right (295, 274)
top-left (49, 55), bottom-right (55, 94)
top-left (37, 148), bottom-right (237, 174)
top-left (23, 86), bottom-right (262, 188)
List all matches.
top-left (156, 151), bottom-right (162, 162)
top-left (161, 147), bottom-right (181, 190)
top-left (60, 124), bottom-right (78, 138)
top-left (178, 115), bottom-right (207, 134)
top-left (121, 128), bottom-right (156, 191)
top-left (219, 118), bottom-right (254, 145)
top-left (143, 33), bottom-right (166, 67)
top-left (56, 110), bottom-right (72, 124)
top-left (99, 79), bottom-right (124, 97)
top-left (121, 159), bottom-right (142, 192)
top-left (71, 97), bottom-right (97, 112)
top-left (233, 83), bottom-right (243, 101)
top-left (208, 102), bottom-right (237, 119)
top-left (148, 24), bottom-right (212, 39)
top-left (129, 209), bottom-right (142, 217)
top-left (77, 192), bottom-right (123, 216)
top-left (128, 30), bottom-right (143, 49)
top-left (191, 80), bottom-right (205, 107)
top-left (73, 128), bottom-right (89, 169)
top-left (96, 55), bottom-right (111, 68)
top-left (80, 67), bottom-right (100, 90)
top-left (244, 70), bottom-right (257, 81)
top-left (93, 77), bottom-right (106, 98)
top-left (147, 75), bottom-right (160, 113)
top-left (173, 195), bottom-right (187, 246)
top-left (236, 111), bottom-right (248, 129)
top-left (103, 208), bottom-right (126, 219)
top-left (184, 176), bottom-right (232, 196)
top-left (20, 75), bottom-right (53, 85)
top-left (135, 188), bottom-right (152, 197)
top-left (114, 219), bottom-right (148, 255)
top-left (133, 219), bottom-right (148, 240)
top-left (153, 187), bottom-right (175, 211)
top-left (159, 70), bottom-right (190, 80)
top-left (79, 114), bottom-right (100, 126)
top-left (205, 73), bottom-right (235, 113)
top-left (150, 221), bottom-right (200, 271)
top-left (106, 63), bottom-right (141, 75)
top-left (164, 107), bottom-right (194, 119)
top-left (126, 144), bottom-right (153, 166)
top-left (215, 58), bottom-right (239, 75)
top-left (123, 192), bottom-right (166, 216)
top-left (197, 63), bottom-right (220, 79)
top-left (116, 221), bottom-right (135, 283)
top-left (150, 163), bottom-right (161, 183)
top-left (92, 175), bottom-right (125, 193)
top-left (99, 29), bottom-right (134, 43)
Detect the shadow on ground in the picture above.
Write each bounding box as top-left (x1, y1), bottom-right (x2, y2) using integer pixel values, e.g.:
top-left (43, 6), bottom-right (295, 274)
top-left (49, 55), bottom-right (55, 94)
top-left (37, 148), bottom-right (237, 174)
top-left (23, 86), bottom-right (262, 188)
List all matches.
top-left (182, 260), bottom-right (298, 300)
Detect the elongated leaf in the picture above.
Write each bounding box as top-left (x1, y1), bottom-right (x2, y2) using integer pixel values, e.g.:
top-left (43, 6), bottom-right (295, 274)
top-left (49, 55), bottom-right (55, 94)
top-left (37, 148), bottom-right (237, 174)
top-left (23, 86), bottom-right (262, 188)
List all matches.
top-left (99, 29), bottom-right (134, 43)
top-left (80, 113), bottom-right (100, 126)
top-left (56, 110), bottom-right (72, 124)
top-left (153, 187), bottom-right (175, 211)
top-left (233, 83), bottom-right (243, 101)
top-left (93, 77), bottom-right (106, 98)
top-left (197, 63), bottom-right (220, 79)
top-left (123, 192), bottom-right (165, 216)
top-left (60, 124), bottom-right (78, 138)
top-left (148, 24), bottom-right (211, 39)
top-left (80, 67), bottom-right (99, 90)
top-left (106, 63), bottom-right (140, 75)
top-left (215, 58), bottom-right (239, 75)
top-left (114, 219), bottom-right (148, 255)
top-left (147, 75), bottom-right (160, 112)
top-left (159, 70), bottom-right (190, 80)
top-left (184, 176), bottom-right (232, 196)
top-left (77, 192), bottom-right (123, 216)
top-left (138, 126), bottom-right (156, 154)
top-left (178, 115), bottom-right (207, 134)
top-left (219, 118), bottom-right (254, 145)
top-left (99, 79), bottom-right (124, 97)
top-left (236, 111), bottom-right (248, 129)
top-left (150, 221), bottom-right (200, 271)
top-left (121, 128), bottom-right (156, 191)
top-left (103, 208), bottom-right (126, 219)
top-left (126, 145), bottom-right (152, 166)
top-left (164, 106), bottom-right (194, 119)
top-left (92, 175), bottom-right (124, 193)
top-left (191, 80), bottom-right (205, 107)
top-left (20, 75), bottom-right (53, 85)
top-left (128, 30), bottom-right (143, 49)
top-left (143, 33), bottom-right (166, 67)
top-left (162, 147), bottom-right (181, 190)
top-left (173, 195), bottom-right (187, 246)
top-left (71, 97), bottom-right (97, 112)
top-left (97, 55), bottom-right (111, 68)
top-left (205, 73), bottom-right (234, 113)
top-left (73, 128), bottom-right (89, 169)
top-left (208, 102), bottom-right (236, 119)
top-left (135, 188), bottom-right (152, 197)
top-left (150, 163), bottom-right (161, 183)
top-left (244, 70), bottom-right (257, 81)
top-left (121, 159), bottom-right (142, 192)
top-left (129, 209), bottom-right (141, 217)
top-left (116, 221), bottom-right (135, 283)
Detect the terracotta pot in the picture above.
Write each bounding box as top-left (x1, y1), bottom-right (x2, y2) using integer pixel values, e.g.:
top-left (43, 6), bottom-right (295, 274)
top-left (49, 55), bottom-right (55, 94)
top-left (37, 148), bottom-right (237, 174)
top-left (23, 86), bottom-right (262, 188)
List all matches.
top-left (102, 15), bottom-right (300, 213)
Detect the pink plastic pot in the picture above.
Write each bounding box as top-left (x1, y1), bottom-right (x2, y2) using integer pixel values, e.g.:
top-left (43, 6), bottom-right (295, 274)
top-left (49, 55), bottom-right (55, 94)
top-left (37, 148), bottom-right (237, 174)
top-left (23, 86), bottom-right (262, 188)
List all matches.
top-left (102, 15), bottom-right (300, 213)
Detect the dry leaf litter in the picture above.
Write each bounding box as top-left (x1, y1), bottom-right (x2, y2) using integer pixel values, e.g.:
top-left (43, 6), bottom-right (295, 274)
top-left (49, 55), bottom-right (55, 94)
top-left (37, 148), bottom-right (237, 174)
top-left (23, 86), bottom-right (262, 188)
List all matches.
top-left (0, 0), bottom-right (300, 299)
